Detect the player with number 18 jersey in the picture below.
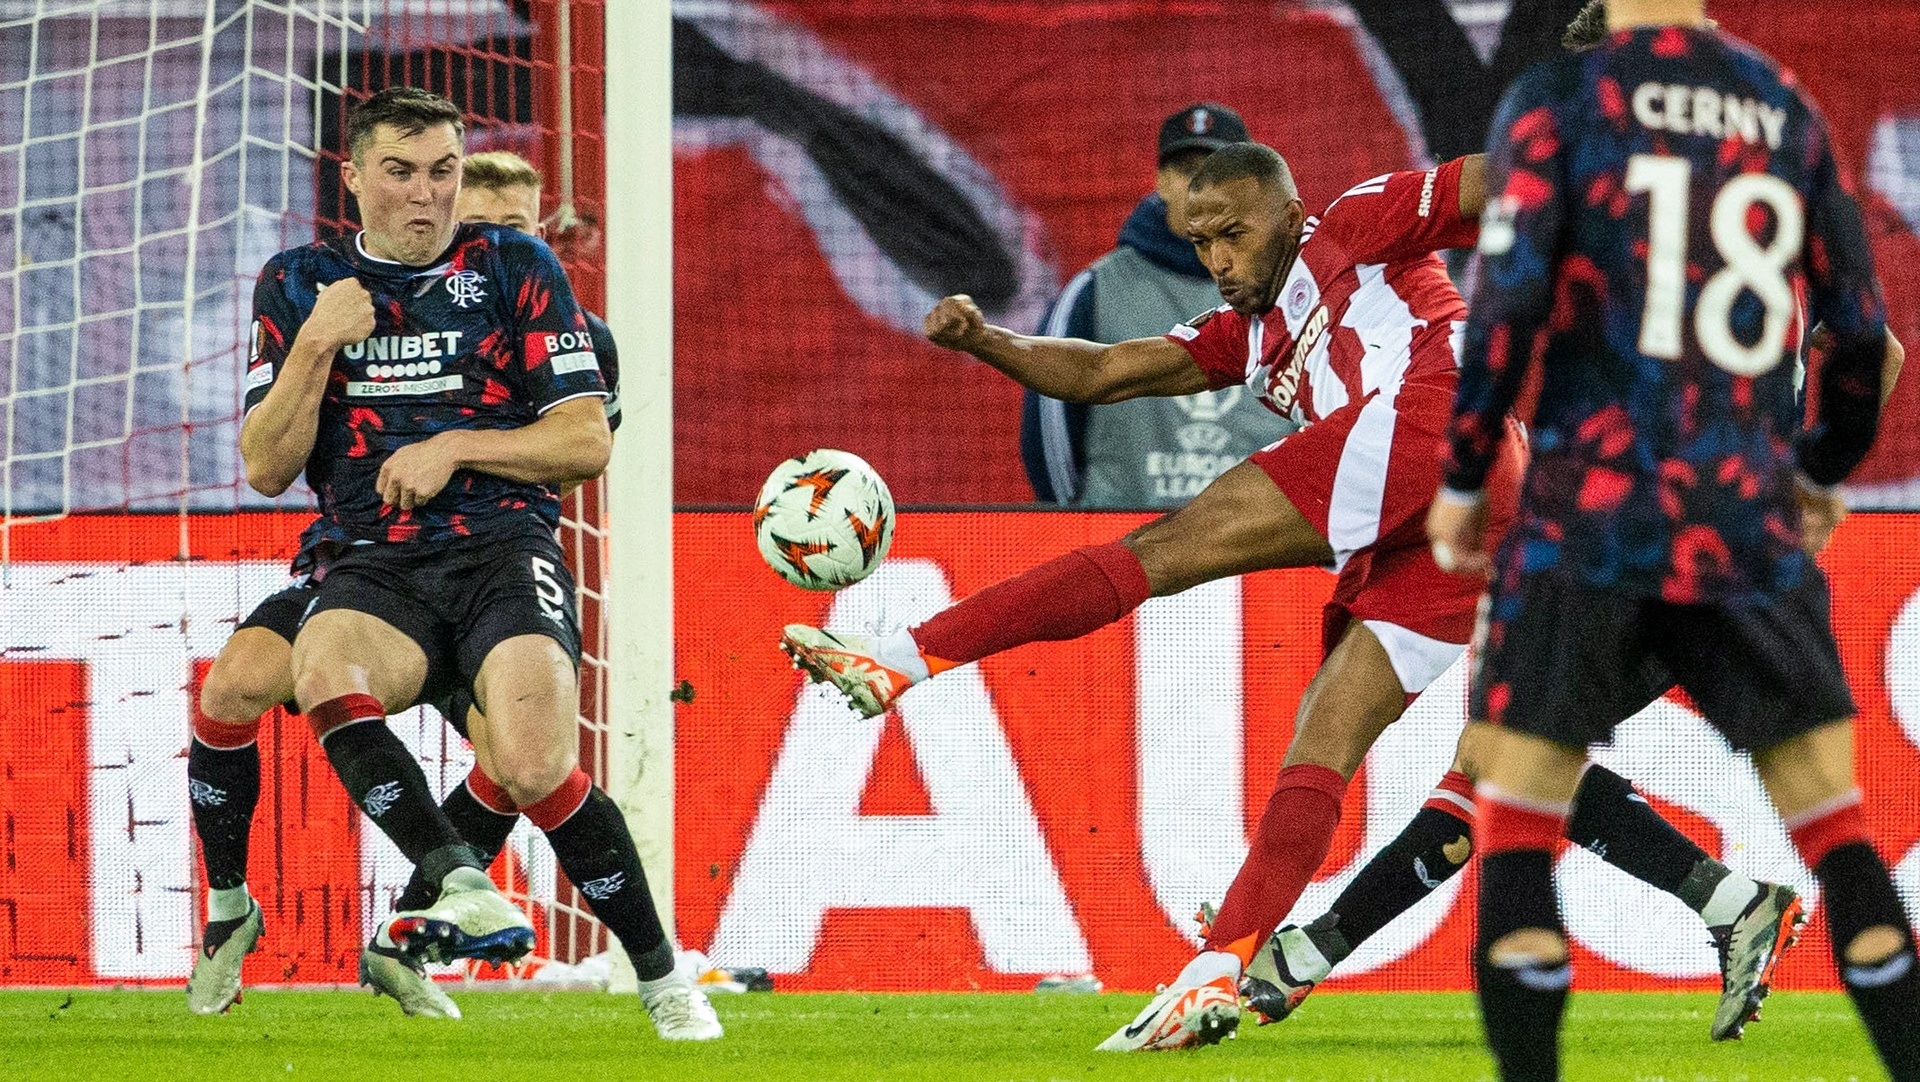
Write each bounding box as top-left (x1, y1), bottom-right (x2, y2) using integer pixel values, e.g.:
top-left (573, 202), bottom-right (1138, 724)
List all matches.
top-left (1445, 21), bottom-right (1905, 1082)
top-left (1445, 24), bottom-right (1885, 608)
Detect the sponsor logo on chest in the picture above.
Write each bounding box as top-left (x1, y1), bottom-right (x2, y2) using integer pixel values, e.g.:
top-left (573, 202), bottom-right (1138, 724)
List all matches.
top-left (343, 331), bottom-right (466, 397)
top-left (1270, 303), bottom-right (1329, 414)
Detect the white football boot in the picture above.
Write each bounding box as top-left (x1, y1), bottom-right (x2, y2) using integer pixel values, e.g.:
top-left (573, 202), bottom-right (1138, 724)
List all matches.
top-left (360, 941), bottom-right (462, 1019)
top-left (640, 971), bottom-right (725, 1041)
top-left (186, 901), bottom-right (264, 1015)
top-left (780, 625), bottom-right (919, 717)
top-left (1096, 953), bottom-right (1241, 1052)
top-left (1710, 882), bottom-right (1804, 1040)
top-left (385, 868), bottom-right (535, 966)
top-left (1242, 923), bottom-right (1334, 1024)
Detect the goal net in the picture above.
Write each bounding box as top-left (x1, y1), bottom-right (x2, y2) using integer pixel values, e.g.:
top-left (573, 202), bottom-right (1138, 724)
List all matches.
top-left (0, 0), bottom-right (621, 988)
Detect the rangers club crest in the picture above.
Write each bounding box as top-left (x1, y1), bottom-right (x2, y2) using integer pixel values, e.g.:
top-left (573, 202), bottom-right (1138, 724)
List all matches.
top-left (445, 268), bottom-right (488, 309)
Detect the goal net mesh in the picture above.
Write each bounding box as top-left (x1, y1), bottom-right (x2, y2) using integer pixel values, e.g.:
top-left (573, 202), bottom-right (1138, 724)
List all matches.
top-left (0, 0), bottom-right (613, 987)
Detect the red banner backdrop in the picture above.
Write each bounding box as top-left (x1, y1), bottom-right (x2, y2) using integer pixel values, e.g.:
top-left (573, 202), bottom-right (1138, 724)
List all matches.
top-left (675, 511), bottom-right (1920, 994)
top-left (3, 511), bottom-right (1919, 991)
top-left (0, 514), bottom-right (563, 986)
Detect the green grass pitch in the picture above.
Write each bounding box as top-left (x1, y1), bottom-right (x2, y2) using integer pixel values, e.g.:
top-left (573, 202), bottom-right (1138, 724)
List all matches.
top-left (2, 989), bottom-right (1888, 1081)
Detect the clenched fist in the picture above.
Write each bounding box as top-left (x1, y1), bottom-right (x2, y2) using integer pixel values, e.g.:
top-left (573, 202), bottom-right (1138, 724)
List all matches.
top-left (925, 294), bottom-right (989, 352)
top-left (301, 278), bottom-right (376, 354)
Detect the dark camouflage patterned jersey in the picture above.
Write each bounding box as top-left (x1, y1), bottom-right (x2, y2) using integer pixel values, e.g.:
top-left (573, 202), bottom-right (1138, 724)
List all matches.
top-left (1446, 25), bottom-right (1885, 603)
top-left (248, 223), bottom-right (609, 547)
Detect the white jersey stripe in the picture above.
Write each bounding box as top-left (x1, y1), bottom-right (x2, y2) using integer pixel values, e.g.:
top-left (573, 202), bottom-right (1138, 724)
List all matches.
top-left (1421, 781), bottom-right (1479, 817)
top-left (1325, 395), bottom-right (1398, 568)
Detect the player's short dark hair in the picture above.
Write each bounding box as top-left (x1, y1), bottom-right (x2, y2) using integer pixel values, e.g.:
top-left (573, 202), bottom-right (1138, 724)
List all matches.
top-left (462, 150), bottom-right (542, 192)
top-left (1562, 0), bottom-right (1609, 51)
top-left (1189, 142), bottom-right (1297, 200)
top-left (347, 87), bottom-right (465, 161)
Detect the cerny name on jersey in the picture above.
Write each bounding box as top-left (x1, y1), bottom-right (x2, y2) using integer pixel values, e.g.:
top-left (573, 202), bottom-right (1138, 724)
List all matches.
top-left (1630, 82), bottom-right (1788, 149)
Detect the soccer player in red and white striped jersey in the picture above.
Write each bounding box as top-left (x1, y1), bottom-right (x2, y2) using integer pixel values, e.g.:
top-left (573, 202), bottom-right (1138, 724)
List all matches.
top-left (785, 144), bottom-right (1518, 1049)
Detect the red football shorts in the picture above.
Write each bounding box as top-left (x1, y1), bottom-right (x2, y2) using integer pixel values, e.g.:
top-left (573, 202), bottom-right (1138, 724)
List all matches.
top-left (1248, 376), bottom-right (1526, 691)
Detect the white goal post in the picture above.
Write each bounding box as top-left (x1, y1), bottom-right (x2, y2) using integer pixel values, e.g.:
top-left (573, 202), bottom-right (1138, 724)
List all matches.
top-left (601, 1), bottom-right (675, 993)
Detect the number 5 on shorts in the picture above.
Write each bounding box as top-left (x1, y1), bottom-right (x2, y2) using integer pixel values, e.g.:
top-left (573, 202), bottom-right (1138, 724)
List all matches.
top-left (530, 555), bottom-right (569, 624)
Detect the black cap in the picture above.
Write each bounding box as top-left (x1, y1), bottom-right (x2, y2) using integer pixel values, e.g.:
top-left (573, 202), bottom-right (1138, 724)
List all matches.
top-left (1157, 102), bottom-right (1249, 165)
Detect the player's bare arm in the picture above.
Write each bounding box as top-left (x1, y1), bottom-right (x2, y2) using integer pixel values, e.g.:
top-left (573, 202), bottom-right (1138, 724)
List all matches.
top-left (1455, 153), bottom-right (1489, 221)
top-left (375, 396), bottom-right (611, 510)
top-left (924, 293), bottom-right (1209, 403)
top-left (241, 278), bottom-right (375, 496)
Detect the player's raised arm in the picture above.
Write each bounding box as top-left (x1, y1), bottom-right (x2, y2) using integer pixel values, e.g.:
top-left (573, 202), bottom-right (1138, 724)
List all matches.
top-left (1455, 153), bottom-right (1489, 221)
top-left (240, 272), bottom-right (374, 497)
top-left (924, 294), bottom-right (1210, 404)
top-left (1312, 157), bottom-right (1483, 265)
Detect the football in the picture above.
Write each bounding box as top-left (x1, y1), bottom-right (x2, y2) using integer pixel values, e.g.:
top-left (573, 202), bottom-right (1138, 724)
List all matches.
top-left (753, 449), bottom-right (896, 590)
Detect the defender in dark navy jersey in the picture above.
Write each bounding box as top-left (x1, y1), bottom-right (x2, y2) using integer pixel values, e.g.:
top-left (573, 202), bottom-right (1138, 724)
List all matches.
top-left (231, 89), bottom-right (716, 1040)
top-left (1427, 4), bottom-right (1918, 1079)
top-left (187, 148), bottom-right (634, 1020)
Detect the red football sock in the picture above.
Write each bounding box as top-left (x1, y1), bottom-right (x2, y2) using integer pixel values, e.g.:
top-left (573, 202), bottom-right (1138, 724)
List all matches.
top-left (911, 540), bottom-right (1151, 667)
top-left (1205, 764), bottom-right (1349, 964)
top-left (1476, 785), bottom-right (1572, 857)
top-left (1424, 769), bottom-right (1477, 820)
top-left (523, 768), bottom-right (593, 833)
top-left (191, 710), bottom-right (261, 750)
top-left (1786, 791), bottom-right (1870, 870)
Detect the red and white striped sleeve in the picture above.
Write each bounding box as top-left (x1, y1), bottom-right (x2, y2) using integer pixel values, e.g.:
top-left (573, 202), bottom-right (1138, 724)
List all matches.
top-left (1311, 158), bottom-right (1480, 265)
top-left (1163, 303), bottom-right (1250, 391)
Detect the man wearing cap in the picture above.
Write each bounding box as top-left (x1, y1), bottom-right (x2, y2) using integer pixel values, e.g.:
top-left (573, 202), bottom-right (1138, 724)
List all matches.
top-left (1021, 103), bottom-right (1291, 508)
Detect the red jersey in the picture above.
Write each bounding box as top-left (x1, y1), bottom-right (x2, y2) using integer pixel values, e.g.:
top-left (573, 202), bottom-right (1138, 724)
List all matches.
top-left (1167, 159), bottom-right (1480, 427)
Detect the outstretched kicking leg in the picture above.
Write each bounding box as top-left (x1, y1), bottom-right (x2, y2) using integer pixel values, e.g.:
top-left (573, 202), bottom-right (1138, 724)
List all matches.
top-left (782, 460), bottom-right (1330, 715)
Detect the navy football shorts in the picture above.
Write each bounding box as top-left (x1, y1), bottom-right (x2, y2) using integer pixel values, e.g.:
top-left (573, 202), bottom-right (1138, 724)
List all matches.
top-left (1470, 567), bottom-right (1856, 752)
top-left (235, 578), bottom-right (319, 642)
top-left (306, 524), bottom-right (581, 702)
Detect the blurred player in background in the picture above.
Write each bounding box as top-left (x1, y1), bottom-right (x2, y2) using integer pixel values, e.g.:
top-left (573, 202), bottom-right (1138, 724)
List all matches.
top-left (185, 517), bottom-right (348, 1013)
top-left (234, 88), bottom-right (717, 1040)
top-left (1020, 102), bottom-right (1289, 507)
top-left (1429, 1), bottom-right (1919, 1077)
